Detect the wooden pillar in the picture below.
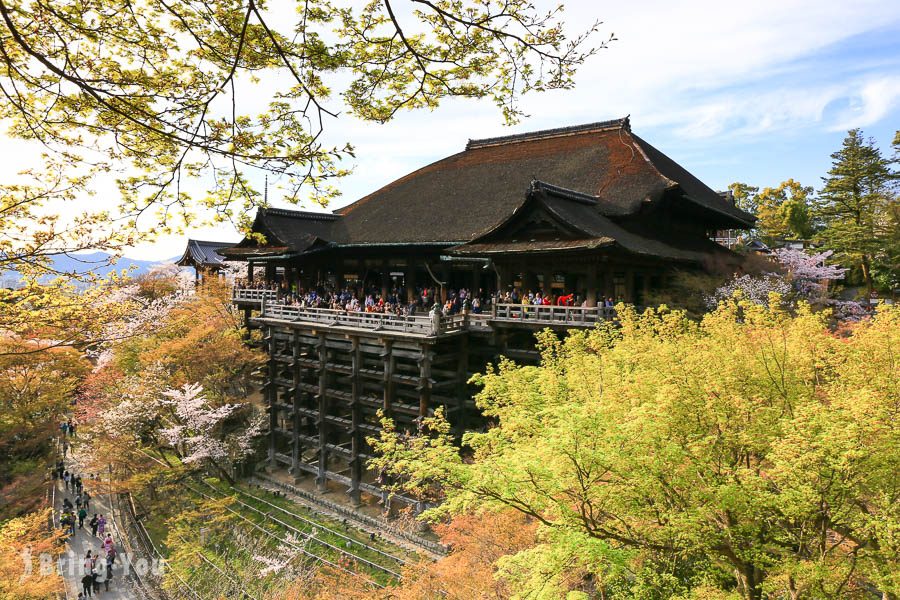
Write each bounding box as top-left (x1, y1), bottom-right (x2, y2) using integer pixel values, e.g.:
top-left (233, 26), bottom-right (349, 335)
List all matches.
top-left (542, 269), bottom-right (554, 296)
top-left (586, 269), bottom-right (598, 307)
top-left (247, 261), bottom-right (255, 283)
top-left (524, 271), bottom-right (538, 294)
top-left (348, 336), bottom-right (362, 507)
top-left (604, 268), bottom-right (615, 302)
top-left (643, 271), bottom-right (651, 305)
top-left (418, 344), bottom-right (433, 418)
top-left (381, 339), bottom-right (394, 415)
top-left (291, 330), bottom-right (302, 480)
top-left (456, 336), bottom-right (468, 435)
top-left (266, 327), bottom-right (277, 468)
top-left (439, 264), bottom-right (449, 302)
top-left (316, 333), bottom-right (328, 492)
top-left (380, 265), bottom-right (390, 300)
top-left (626, 270), bottom-right (635, 303)
top-left (405, 264), bottom-right (416, 304)
top-left (265, 262), bottom-right (275, 285)
top-left (472, 264), bottom-right (482, 296)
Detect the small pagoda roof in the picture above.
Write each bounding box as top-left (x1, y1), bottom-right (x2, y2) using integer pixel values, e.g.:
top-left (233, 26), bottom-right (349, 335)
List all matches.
top-left (218, 208), bottom-right (337, 258)
top-left (176, 239), bottom-right (235, 269)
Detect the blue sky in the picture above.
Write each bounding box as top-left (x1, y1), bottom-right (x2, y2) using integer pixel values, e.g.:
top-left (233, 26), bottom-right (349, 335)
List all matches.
top-left (2, 0), bottom-right (897, 259)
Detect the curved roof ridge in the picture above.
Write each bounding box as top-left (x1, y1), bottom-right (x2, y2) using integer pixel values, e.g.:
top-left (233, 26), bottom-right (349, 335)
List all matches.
top-left (261, 207), bottom-right (339, 220)
top-left (530, 180), bottom-right (598, 205)
top-left (466, 117), bottom-right (630, 150)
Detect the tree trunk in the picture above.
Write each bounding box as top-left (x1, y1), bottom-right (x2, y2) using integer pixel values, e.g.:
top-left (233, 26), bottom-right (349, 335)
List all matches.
top-left (861, 255), bottom-right (874, 300)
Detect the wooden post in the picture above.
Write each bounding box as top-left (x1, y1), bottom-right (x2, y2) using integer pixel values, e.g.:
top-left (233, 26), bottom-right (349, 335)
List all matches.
top-left (291, 329), bottom-right (302, 482)
top-left (405, 264), bottom-right (416, 304)
top-left (439, 264), bottom-right (449, 303)
top-left (586, 269), bottom-right (598, 307)
top-left (380, 266), bottom-right (390, 300)
top-left (418, 345), bottom-right (432, 418)
top-left (471, 263), bottom-right (481, 297)
top-left (456, 335), bottom-right (469, 435)
top-left (349, 337), bottom-right (362, 507)
top-left (267, 327), bottom-right (277, 468)
top-left (316, 333), bottom-right (328, 493)
top-left (381, 339), bottom-right (394, 416)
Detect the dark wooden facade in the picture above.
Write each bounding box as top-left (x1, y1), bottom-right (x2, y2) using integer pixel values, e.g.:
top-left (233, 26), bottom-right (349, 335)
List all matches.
top-left (222, 118), bottom-right (755, 506)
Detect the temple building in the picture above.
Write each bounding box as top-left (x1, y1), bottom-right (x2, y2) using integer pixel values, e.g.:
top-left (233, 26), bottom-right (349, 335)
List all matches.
top-left (175, 238), bottom-right (235, 281)
top-left (221, 117), bottom-right (755, 508)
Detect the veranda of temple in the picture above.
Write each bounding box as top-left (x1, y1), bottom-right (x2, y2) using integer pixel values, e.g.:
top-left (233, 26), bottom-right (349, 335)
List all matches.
top-left (217, 117), bottom-right (755, 508)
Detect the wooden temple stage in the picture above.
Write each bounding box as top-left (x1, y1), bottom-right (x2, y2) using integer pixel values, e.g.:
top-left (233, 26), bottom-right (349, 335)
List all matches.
top-left (233, 288), bottom-right (615, 507)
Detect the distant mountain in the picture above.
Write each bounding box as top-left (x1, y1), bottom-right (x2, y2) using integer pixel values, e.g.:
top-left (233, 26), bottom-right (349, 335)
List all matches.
top-left (0, 252), bottom-right (182, 288)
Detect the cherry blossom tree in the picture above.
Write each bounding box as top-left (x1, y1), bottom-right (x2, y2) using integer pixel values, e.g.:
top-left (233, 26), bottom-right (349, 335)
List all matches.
top-left (156, 383), bottom-right (263, 481)
top-left (772, 248), bottom-right (846, 301)
top-left (709, 248), bottom-right (855, 314)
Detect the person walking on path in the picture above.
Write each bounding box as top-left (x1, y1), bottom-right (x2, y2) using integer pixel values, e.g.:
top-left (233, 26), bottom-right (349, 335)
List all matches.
top-left (64, 471), bottom-right (71, 491)
top-left (89, 514), bottom-right (99, 537)
top-left (82, 490), bottom-right (91, 510)
top-left (104, 555), bottom-right (113, 591)
top-left (97, 514), bottom-right (106, 537)
top-left (80, 572), bottom-right (94, 598)
top-left (103, 534), bottom-right (116, 562)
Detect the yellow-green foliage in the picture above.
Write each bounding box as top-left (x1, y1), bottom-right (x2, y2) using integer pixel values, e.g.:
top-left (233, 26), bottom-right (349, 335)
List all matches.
top-left (372, 302), bottom-right (899, 600)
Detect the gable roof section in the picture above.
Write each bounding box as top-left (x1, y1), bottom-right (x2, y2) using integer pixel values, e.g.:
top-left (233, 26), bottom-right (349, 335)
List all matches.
top-left (451, 182), bottom-right (734, 263)
top-left (226, 208), bottom-right (338, 257)
top-left (332, 119), bottom-right (752, 245)
top-left (176, 239), bottom-right (234, 268)
top-left (630, 134), bottom-right (755, 227)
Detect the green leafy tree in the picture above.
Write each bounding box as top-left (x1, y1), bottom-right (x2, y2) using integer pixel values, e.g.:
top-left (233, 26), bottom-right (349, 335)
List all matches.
top-left (0, 0), bottom-right (606, 229)
top-left (728, 182), bottom-right (760, 216)
top-left (814, 130), bottom-right (897, 297)
top-left (755, 179), bottom-right (817, 242)
top-left (727, 180), bottom-right (817, 243)
top-left (370, 303), bottom-right (900, 600)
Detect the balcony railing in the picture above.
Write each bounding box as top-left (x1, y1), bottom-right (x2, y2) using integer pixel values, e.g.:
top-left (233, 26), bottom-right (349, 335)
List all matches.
top-left (235, 288), bottom-right (615, 336)
top-left (493, 303), bottom-right (615, 325)
top-left (260, 302), bottom-right (445, 336)
top-left (233, 288), bottom-right (278, 302)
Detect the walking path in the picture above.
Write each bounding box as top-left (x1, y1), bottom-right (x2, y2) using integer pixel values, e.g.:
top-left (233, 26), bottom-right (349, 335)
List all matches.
top-left (53, 458), bottom-right (139, 599)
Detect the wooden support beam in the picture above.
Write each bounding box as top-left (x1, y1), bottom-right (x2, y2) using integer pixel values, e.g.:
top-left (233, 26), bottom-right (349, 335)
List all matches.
top-left (418, 343), bottom-right (433, 418)
top-left (267, 327), bottom-right (277, 468)
top-left (316, 333), bottom-right (328, 492)
top-left (586, 269), bottom-right (598, 307)
top-left (291, 330), bottom-right (302, 480)
top-left (381, 339), bottom-right (394, 416)
top-left (456, 335), bottom-right (469, 435)
top-left (349, 336), bottom-right (362, 507)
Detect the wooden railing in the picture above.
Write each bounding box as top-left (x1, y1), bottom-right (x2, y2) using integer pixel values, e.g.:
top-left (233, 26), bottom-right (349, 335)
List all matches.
top-left (492, 303), bottom-right (615, 325)
top-left (260, 302), bottom-right (444, 336)
top-left (233, 288), bottom-right (278, 302)
top-left (239, 289), bottom-right (615, 336)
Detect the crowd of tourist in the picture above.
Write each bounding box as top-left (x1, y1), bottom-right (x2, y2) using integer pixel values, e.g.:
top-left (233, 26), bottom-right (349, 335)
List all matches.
top-left (235, 279), bottom-right (620, 316)
top-left (53, 457), bottom-right (118, 598)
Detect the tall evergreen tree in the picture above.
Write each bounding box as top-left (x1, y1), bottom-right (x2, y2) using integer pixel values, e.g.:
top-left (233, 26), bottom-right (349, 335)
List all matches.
top-left (815, 130), bottom-right (896, 297)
